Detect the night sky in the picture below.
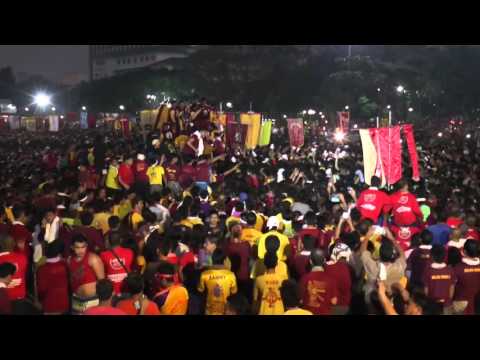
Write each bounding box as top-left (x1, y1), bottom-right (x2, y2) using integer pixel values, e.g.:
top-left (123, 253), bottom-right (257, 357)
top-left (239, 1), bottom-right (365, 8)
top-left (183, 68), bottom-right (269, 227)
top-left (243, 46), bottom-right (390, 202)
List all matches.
top-left (0, 45), bottom-right (89, 82)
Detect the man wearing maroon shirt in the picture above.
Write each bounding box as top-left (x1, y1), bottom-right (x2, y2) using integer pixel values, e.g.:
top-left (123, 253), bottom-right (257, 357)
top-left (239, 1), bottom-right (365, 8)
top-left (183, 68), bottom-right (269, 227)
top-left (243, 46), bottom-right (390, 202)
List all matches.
top-left (356, 176), bottom-right (390, 224)
top-left (453, 240), bottom-right (480, 315)
top-left (0, 234), bottom-right (28, 301)
top-left (133, 154), bottom-right (149, 200)
top-left (0, 262), bottom-right (15, 315)
top-left (181, 159), bottom-right (197, 187)
top-left (465, 214), bottom-right (480, 241)
top-left (325, 243), bottom-right (352, 315)
top-left (37, 241), bottom-right (70, 315)
top-left (225, 224), bottom-right (252, 302)
top-left (118, 156), bottom-right (134, 191)
top-left (9, 205), bottom-right (32, 262)
top-left (407, 230), bottom-right (434, 288)
top-left (299, 249), bottom-right (338, 315)
top-left (165, 157), bottom-right (182, 198)
top-left (297, 212), bottom-right (326, 251)
top-left (388, 179), bottom-right (423, 228)
top-left (422, 245), bottom-right (456, 314)
top-left (291, 235), bottom-right (315, 281)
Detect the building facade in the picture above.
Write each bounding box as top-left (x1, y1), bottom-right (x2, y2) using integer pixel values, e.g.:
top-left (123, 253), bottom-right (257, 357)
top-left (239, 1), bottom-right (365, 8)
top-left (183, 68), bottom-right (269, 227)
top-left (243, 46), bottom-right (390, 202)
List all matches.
top-left (89, 45), bottom-right (199, 81)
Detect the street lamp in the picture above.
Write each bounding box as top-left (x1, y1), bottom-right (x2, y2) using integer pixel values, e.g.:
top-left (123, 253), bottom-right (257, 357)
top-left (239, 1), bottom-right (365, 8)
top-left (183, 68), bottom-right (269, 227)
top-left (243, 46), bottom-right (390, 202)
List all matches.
top-left (387, 105), bottom-right (391, 110)
top-left (408, 107), bottom-right (414, 113)
top-left (33, 93), bottom-right (52, 109)
top-left (51, 107), bottom-right (56, 112)
top-left (396, 85), bottom-right (405, 93)
top-left (226, 102), bottom-right (233, 109)
top-left (377, 88), bottom-right (381, 93)
top-left (119, 105), bottom-right (125, 111)
top-left (307, 109), bottom-right (316, 116)
top-left (82, 106), bottom-right (87, 111)
top-left (345, 106), bottom-right (350, 111)
top-left (24, 107), bottom-right (29, 112)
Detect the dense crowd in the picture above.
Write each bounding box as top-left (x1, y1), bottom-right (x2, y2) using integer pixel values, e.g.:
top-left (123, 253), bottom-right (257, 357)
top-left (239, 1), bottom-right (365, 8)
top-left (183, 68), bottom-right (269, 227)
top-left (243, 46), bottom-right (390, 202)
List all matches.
top-left (0, 99), bottom-right (479, 316)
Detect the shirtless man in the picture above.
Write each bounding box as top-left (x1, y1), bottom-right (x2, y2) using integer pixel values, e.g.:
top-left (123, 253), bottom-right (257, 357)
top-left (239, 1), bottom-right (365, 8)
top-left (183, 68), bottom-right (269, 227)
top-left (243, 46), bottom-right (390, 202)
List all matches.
top-left (68, 234), bottom-right (105, 314)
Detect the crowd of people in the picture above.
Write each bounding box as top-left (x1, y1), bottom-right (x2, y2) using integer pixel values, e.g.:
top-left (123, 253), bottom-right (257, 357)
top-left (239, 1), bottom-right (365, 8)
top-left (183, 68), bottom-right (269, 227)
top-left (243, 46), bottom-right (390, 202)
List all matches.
top-left (0, 98), bottom-right (480, 316)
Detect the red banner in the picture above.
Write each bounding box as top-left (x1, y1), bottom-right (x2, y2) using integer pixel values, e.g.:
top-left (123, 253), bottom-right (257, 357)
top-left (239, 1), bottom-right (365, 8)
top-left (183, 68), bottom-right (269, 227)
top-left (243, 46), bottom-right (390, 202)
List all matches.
top-left (337, 112), bottom-right (350, 133)
top-left (288, 118), bottom-right (305, 147)
top-left (226, 115), bottom-right (248, 150)
top-left (402, 124), bottom-right (420, 181)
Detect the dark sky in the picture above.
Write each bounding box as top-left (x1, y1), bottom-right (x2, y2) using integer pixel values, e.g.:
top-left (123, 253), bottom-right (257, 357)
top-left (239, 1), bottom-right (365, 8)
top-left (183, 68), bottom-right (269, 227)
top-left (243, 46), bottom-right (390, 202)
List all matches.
top-left (0, 45), bottom-right (89, 82)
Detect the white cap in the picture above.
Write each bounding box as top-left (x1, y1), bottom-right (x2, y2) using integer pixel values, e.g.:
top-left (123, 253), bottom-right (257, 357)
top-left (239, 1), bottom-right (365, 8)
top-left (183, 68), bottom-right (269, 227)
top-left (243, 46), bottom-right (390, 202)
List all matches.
top-left (137, 154), bottom-right (146, 161)
top-left (266, 216), bottom-right (280, 230)
top-left (152, 139), bottom-right (160, 146)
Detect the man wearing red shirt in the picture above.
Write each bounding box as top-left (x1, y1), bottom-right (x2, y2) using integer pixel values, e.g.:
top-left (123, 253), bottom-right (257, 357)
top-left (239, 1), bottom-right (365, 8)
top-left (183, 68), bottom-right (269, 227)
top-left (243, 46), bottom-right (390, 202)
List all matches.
top-left (225, 224), bottom-right (252, 301)
top-left (325, 243), bottom-right (352, 315)
top-left (0, 262), bottom-right (15, 315)
top-left (389, 179), bottom-right (423, 227)
top-left (37, 241), bottom-right (70, 315)
top-left (0, 234), bottom-right (28, 301)
top-left (181, 160), bottom-right (197, 186)
top-left (84, 279), bottom-right (127, 316)
top-left (297, 212), bottom-right (326, 251)
top-left (465, 215), bottom-right (480, 241)
top-left (133, 154), bottom-right (149, 199)
top-left (356, 176), bottom-right (390, 224)
top-left (9, 205), bottom-right (32, 261)
top-left (118, 156), bottom-right (134, 191)
top-left (453, 240), bottom-right (480, 315)
top-left (299, 249), bottom-right (338, 315)
top-left (100, 232), bottom-right (134, 295)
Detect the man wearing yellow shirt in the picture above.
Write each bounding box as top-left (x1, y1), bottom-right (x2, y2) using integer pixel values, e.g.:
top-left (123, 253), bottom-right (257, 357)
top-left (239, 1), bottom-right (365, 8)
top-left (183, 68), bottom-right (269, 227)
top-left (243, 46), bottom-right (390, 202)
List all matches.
top-left (257, 217), bottom-right (291, 261)
top-left (253, 252), bottom-right (287, 315)
top-left (241, 212), bottom-right (263, 247)
top-left (92, 201), bottom-right (113, 235)
top-left (105, 159), bottom-right (121, 196)
top-left (147, 160), bottom-right (167, 195)
top-left (129, 199), bottom-right (144, 231)
top-left (280, 279), bottom-right (313, 315)
top-left (198, 249), bottom-right (238, 315)
top-left (251, 236), bottom-right (289, 280)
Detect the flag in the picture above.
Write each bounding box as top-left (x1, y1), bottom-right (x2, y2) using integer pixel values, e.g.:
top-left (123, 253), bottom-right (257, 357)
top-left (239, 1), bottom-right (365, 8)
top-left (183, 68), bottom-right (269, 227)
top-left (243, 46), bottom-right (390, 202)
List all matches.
top-left (25, 117), bottom-right (37, 132)
top-left (377, 127), bottom-right (402, 186)
top-left (240, 113), bottom-right (262, 150)
top-left (259, 120), bottom-right (273, 147)
top-left (288, 118), bottom-right (305, 147)
top-left (337, 112), bottom-right (350, 133)
top-left (226, 118), bottom-right (248, 150)
top-left (360, 129), bottom-right (379, 186)
top-left (80, 112), bottom-right (88, 129)
top-left (48, 115), bottom-right (59, 132)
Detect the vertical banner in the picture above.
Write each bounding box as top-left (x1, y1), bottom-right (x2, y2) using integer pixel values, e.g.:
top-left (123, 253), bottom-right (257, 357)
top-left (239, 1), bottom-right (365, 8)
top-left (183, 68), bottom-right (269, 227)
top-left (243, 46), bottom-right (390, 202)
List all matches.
top-left (226, 118), bottom-right (248, 150)
top-left (8, 116), bottom-right (20, 130)
top-left (120, 118), bottom-right (131, 138)
top-left (80, 111), bottom-right (88, 129)
top-left (48, 115), bottom-right (59, 132)
top-left (258, 120), bottom-right (273, 147)
top-left (402, 124), bottom-right (420, 181)
top-left (287, 118), bottom-right (305, 147)
top-left (337, 112), bottom-right (350, 133)
top-left (26, 117), bottom-right (37, 132)
top-left (240, 113), bottom-right (262, 150)
top-left (87, 114), bottom-right (97, 129)
top-left (359, 129), bottom-right (378, 186)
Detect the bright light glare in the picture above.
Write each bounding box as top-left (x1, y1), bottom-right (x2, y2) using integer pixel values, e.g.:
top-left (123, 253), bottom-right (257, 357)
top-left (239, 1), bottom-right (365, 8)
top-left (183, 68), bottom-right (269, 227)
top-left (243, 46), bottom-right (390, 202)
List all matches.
top-left (354, 124), bottom-right (358, 129)
top-left (34, 93), bottom-right (51, 108)
top-left (119, 105), bottom-right (125, 111)
top-left (82, 106), bottom-right (87, 111)
top-left (397, 85), bottom-right (405, 93)
top-left (308, 109), bottom-right (316, 115)
top-left (466, 134), bottom-right (472, 139)
top-left (334, 131), bottom-right (346, 142)
top-left (226, 102), bottom-right (233, 109)
top-left (408, 107), bottom-right (414, 112)
top-left (438, 132), bottom-right (443, 138)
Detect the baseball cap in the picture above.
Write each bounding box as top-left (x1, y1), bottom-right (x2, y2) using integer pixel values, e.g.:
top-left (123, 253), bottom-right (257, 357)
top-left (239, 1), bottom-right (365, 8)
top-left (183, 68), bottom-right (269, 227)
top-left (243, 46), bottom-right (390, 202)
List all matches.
top-left (266, 216), bottom-right (280, 230)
